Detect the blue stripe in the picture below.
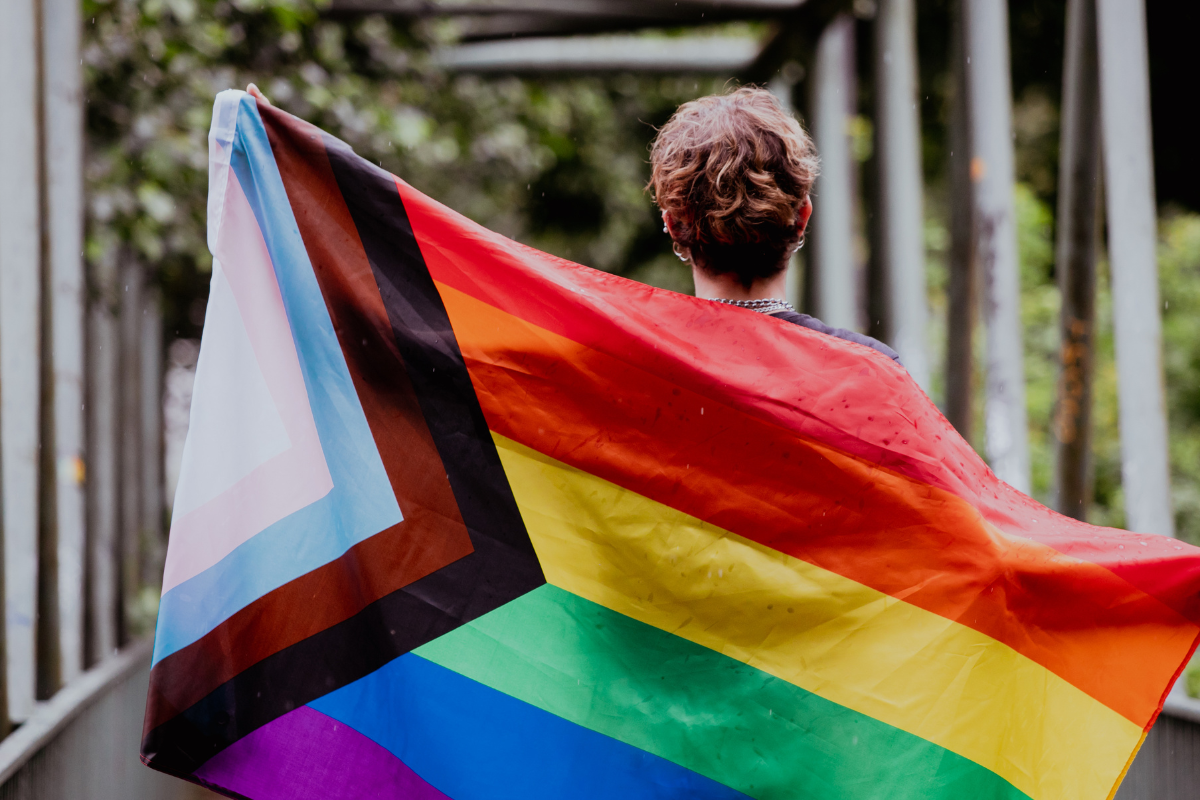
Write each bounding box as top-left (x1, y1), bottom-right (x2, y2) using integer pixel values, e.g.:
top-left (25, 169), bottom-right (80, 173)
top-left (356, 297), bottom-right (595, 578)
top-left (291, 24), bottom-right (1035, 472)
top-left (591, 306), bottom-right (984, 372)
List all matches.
top-left (154, 94), bottom-right (400, 664)
top-left (308, 653), bottom-right (749, 800)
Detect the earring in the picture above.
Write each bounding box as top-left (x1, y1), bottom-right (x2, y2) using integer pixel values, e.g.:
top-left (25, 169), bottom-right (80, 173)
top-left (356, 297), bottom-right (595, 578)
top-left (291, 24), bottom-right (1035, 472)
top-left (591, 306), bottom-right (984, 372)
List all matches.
top-left (663, 224), bottom-right (669, 233)
top-left (673, 243), bottom-right (689, 263)
top-left (791, 236), bottom-right (806, 254)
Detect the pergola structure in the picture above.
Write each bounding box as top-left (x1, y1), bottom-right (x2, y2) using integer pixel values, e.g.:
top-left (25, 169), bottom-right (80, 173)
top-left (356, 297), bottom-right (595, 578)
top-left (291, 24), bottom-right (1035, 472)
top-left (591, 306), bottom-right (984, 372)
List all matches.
top-left (0, 0), bottom-right (1178, 791)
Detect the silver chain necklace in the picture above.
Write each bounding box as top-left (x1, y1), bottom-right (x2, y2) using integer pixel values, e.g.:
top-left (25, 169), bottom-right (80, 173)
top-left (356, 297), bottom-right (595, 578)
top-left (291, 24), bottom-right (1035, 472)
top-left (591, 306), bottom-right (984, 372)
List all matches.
top-left (712, 298), bottom-right (795, 315)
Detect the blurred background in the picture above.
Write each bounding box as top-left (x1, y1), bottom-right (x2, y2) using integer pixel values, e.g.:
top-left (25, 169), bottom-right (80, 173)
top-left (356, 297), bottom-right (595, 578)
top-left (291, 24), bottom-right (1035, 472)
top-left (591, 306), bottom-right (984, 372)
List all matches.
top-left (1, 0), bottom-right (1200, 797)
top-left (81, 0), bottom-right (1200, 537)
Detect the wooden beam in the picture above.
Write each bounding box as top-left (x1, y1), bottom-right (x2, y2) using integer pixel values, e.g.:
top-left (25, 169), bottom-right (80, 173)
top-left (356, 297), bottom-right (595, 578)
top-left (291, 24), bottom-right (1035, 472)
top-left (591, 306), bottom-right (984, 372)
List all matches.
top-left (433, 33), bottom-right (763, 72)
top-left (1052, 0), bottom-right (1101, 521)
top-left (873, 0), bottom-right (929, 388)
top-left (962, 0), bottom-right (1030, 495)
top-left (807, 13), bottom-right (858, 329)
top-left (1096, 0), bottom-right (1173, 536)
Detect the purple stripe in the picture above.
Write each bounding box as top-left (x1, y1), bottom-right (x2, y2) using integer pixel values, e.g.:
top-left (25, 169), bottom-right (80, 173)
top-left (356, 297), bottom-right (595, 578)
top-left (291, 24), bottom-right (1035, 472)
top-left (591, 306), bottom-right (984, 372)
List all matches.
top-left (194, 705), bottom-right (451, 799)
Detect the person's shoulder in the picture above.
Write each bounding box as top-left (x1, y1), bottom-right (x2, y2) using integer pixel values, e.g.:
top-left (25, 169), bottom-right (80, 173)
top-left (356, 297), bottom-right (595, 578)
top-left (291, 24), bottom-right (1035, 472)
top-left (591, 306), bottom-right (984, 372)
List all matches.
top-left (771, 311), bottom-right (903, 365)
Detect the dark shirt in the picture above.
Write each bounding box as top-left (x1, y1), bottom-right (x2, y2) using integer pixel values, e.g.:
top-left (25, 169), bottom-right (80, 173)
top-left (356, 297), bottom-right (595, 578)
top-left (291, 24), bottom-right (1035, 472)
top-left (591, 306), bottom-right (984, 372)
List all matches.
top-left (772, 310), bottom-right (903, 365)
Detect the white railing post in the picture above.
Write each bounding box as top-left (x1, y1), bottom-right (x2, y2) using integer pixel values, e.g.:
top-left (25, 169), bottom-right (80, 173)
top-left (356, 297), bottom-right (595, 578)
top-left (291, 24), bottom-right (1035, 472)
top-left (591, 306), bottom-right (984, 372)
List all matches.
top-left (86, 259), bottom-right (121, 663)
top-left (962, 0), bottom-right (1030, 494)
top-left (873, 0), bottom-right (930, 389)
top-left (141, 290), bottom-right (165, 593)
top-left (0, 0), bottom-right (45, 721)
top-left (119, 262), bottom-right (145, 642)
top-left (41, 0), bottom-right (87, 683)
top-left (1095, 0), bottom-right (1173, 536)
top-left (807, 14), bottom-right (859, 330)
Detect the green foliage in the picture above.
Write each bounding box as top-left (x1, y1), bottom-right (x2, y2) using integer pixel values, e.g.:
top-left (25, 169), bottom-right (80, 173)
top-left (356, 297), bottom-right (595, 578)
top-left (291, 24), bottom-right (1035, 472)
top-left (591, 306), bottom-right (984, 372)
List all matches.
top-left (84, 0), bottom-right (718, 339)
top-left (1003, 184), bottom-right (1200, 545)
top-left (1015, 183), bottom-right (1059, 503)
top-left (1158, 212), bottom-right (1200, 545)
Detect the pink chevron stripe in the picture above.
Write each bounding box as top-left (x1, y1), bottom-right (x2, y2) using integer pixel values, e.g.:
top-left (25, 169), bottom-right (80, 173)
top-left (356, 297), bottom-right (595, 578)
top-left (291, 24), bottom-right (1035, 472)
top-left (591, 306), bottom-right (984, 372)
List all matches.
top-left (161, 167), bottom-right (333, 594)
top-left (194, 706), bottom-right (451, 800)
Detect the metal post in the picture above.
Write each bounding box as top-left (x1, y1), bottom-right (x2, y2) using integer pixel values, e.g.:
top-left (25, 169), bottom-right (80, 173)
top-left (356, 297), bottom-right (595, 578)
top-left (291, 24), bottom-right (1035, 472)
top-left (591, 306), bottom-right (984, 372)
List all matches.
top-left (770, 67), bottom-right (807, 315)
top-left (40, 0), bottom-right (85, 685)
top-left (0, 0), bottom-right (44, 722)
top-left (807, 14), bottom-right (858, 330)
top-left (115, 263), bottom-right (143, 646)
top-left (1053, 0), bottom-right (1102, 521)
top-left (873, 0), bottom-right (930, 389)
top-left (1095, 0), bottom-right (1173, 536)
top-left (86, 265), bottom-right (120, 664)
top-left (945, 0), bottom-right (978, 440)
top-left (962, 0), bottom-right (1030, 495)
top-left (118, 262), bottom-right (144, 646)
top-left (140, 291), bottom-right (164, 593)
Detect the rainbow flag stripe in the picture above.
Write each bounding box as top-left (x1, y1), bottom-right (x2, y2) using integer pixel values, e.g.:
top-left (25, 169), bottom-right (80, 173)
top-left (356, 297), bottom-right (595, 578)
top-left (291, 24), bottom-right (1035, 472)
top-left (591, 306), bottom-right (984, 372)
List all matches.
top-left (142, 91), bottom-right (1200, 800)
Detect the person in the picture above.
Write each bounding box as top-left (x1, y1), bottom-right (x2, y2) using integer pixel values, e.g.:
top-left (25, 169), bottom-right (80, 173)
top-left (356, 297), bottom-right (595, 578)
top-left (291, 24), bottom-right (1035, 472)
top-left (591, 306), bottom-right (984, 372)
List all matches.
top-left (649, 86), bottom-right (901, 364)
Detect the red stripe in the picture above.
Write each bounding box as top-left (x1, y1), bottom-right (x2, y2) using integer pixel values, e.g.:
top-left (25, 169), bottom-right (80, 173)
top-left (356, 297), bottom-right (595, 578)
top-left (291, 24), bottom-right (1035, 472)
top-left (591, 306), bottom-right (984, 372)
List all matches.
top-left (434, 277), bottom-right (1193, 729)
top-left (396, 178), bottom-right (1200, 629)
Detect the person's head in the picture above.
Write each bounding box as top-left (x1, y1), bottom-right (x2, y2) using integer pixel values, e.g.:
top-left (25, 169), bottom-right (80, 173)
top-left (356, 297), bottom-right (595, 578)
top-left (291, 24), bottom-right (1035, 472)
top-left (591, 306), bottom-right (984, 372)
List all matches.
top-left (649, 86), bottom-right (819, 292)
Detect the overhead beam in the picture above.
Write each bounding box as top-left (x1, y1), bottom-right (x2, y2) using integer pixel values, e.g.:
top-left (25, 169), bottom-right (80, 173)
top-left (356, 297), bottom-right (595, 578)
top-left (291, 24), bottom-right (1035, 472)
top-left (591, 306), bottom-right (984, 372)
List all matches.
top-left (330, 0), bottom-right (808, 40)
top-left (433, 33), bottom-right (763, 72)
top-left (330, 0), bottom-right (805, 16)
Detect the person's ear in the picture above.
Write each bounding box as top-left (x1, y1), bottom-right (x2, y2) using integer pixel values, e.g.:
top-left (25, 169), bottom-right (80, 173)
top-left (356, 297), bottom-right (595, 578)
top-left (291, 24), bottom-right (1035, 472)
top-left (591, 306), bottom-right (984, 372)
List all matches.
top-left (662, 210), bottom-right (678, 239)
top-left (796, 196), bottom-right (813, 234)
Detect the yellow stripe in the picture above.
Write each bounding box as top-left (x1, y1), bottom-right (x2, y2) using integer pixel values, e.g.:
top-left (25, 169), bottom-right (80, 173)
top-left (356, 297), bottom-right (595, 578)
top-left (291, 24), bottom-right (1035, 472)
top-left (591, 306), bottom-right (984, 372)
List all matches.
top-left (495, 433), bottom-right (1141, 800)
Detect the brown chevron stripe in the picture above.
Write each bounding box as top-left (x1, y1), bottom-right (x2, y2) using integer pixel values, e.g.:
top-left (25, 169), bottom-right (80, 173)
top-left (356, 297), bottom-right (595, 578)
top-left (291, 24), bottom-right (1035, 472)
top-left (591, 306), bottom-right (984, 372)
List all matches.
top-left (143, 99), bottom-right (543, 777)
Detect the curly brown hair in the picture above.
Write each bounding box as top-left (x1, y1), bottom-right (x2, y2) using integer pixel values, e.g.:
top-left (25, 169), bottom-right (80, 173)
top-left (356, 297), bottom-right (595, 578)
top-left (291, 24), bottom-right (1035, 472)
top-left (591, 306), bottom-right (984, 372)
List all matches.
top-left (649, 86), bottom-right (819, 289)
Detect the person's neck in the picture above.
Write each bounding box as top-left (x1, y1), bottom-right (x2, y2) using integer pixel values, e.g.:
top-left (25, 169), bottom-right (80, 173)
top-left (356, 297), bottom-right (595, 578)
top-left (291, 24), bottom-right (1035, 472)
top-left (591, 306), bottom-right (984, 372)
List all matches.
top-left (692, 265), bottom-right (789, 302)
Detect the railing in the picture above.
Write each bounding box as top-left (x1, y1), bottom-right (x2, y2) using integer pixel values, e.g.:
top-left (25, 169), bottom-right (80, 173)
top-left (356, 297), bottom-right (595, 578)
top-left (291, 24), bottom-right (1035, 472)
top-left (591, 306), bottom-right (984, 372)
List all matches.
top-left (1117, 683), bottom-right (1200, 800)
top-left (0, 641), bottom-right (196, 800)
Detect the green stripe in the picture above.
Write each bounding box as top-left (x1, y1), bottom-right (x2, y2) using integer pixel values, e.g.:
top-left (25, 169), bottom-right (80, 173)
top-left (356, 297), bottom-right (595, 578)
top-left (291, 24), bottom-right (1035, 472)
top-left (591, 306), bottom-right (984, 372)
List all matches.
top-left (415, 585), bottom-right (1029, 800)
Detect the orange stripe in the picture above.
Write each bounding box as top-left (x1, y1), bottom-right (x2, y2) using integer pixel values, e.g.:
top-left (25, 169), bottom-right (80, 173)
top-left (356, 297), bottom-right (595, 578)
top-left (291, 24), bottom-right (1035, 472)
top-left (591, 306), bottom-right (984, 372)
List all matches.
top-left (435, 279), bottom-right (1198, 729)
top-left (399, 177), bottom-right (1200, 628)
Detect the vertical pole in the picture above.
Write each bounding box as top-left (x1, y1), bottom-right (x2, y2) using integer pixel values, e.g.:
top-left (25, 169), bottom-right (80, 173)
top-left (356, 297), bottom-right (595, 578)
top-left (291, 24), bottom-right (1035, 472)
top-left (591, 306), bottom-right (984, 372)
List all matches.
top-left (945, 0), bottom-right (978, 440)
top-left (86, 262), bottom-right (120, 664)
top-left (962, 0), bottom-right (1030, 495)
top-left (119, 262), bottom-right (144, 644)
top-left (1053, 0), bottom-right (1102, 521)
top-left (0, 0), bottom-right (44, 721)
top-left (808, 14), bottom-right (859, 330)
top-left (41, 0), bottom-right (85, 685)
top-left (140, 291), bottom-right (165, 592)
top-left (1095, 0), bottom-right (1173, 536)
top-left (874, 0), bottom-right (930, 389)
top-left (770, 68), bottom-right (806, 315)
